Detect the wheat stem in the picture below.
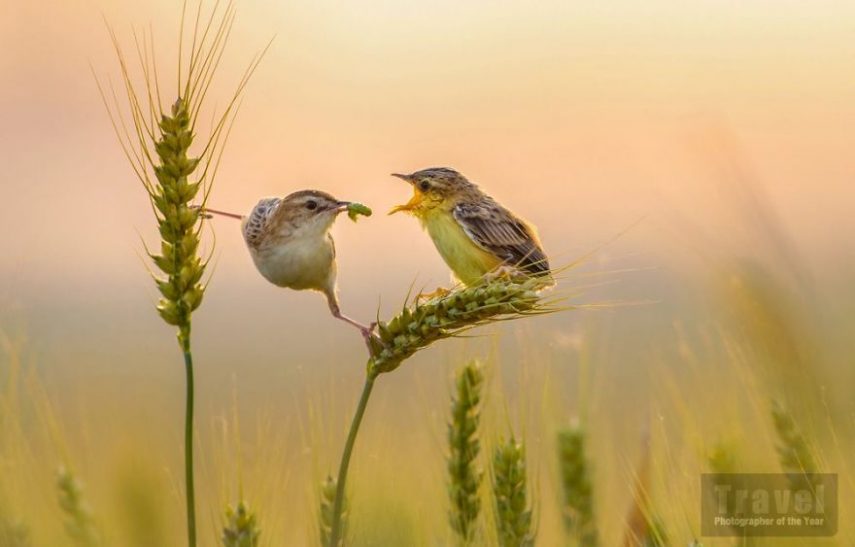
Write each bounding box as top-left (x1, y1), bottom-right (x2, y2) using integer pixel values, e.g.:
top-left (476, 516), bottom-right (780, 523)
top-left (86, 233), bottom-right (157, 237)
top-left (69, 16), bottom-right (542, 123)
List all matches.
top-left (319, 475), bottom-right (345, 547)
top-left (182, 339), bottom-right (196, 547)
top-left (98, 5), bottom-right (267, 545)
top-left (327, 277), bottom-right (559, 546)
top-left (328, 375), bottom-right (375, 547)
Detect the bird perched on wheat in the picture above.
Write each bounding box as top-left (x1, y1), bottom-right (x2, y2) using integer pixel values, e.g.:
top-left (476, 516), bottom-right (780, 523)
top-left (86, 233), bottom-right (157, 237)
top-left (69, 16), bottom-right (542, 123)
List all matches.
top-left (389, 168), bottom-right (551, 292)
top-left (200, 190), bottom-right (373, 339)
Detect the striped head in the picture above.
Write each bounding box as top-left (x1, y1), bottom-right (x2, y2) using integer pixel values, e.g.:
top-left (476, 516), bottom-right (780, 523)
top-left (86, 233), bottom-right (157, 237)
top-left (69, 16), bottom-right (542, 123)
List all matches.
top-left (389, 168), bottom-right (479, 216)
top-left (242, 190), bottom-right (351, 248)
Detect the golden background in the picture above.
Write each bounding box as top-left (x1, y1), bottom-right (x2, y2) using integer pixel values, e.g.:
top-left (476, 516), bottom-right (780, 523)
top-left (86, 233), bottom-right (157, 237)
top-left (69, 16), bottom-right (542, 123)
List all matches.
top-left (1, 1), bottom-right (853, 545)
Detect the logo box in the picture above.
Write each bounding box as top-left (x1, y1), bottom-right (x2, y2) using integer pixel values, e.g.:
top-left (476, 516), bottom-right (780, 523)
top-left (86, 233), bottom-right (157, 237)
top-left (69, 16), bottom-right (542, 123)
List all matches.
top-left (701, 473), bottom-right (837, 537)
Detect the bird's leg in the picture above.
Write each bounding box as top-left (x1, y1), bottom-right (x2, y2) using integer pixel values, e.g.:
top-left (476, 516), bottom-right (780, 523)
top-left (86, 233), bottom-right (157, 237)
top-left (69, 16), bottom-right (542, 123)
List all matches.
top-left (326, 294), bottom-right (378, 350)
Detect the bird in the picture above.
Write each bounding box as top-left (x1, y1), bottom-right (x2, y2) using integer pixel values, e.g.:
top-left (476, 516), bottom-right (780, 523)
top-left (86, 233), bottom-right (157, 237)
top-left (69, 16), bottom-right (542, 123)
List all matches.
top-left (200, 190), bottom-right (374, 340)
top-left (389, 167), bottom-right (551, 290)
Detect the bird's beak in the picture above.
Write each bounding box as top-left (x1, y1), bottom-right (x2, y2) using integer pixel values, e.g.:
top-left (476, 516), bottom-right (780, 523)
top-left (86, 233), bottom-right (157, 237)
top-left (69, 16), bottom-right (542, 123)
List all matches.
top-left (389, 173), bottom-right (423, 215)
top-left (334, 200), bottom-right (352, 212)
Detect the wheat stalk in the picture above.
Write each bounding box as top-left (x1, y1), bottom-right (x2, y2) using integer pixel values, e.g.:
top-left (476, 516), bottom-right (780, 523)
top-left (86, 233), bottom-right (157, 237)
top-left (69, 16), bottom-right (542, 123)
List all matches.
top-left (448, 361), bottom-right (484, 544)
top-left (56, 467), bottom-right (102, 547)
top-left (621, 438), bottom-right (666, 547)
top-left (326, 277), bottom-right (560, 547)
top-left (222, 501), bottom-right (261, 547)
top-left (96, 2), bottom-right (267, 545)
top-left (491, 436), bottom-right (534, 547)
top-left (557, 425), bottom-right (598, 547)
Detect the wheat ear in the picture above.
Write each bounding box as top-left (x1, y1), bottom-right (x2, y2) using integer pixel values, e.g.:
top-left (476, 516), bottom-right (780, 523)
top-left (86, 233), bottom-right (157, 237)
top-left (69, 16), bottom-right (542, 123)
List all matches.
top-left (771, 399), bottom-right (817, 475)
top-left (327, 277), bottom-right (561, 547)
top-left (447, 361), bottom-right (485, 544)
top-left (492, 436), bottom-right (534, 547)
top-left (222, 501), bottom-right (261, 547)
top-left (97, 2), bottom-right (267, 544)
top-left (56, 467), bottom-right (101, 547)
top-left (557, 425), bottom-right (598, 547)
top-left (320, 475), bottom-right (346, 547)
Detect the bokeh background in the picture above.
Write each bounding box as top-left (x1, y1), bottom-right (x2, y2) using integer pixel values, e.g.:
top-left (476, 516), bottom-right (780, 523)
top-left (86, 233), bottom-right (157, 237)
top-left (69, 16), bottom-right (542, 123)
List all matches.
top-left (1, 1), bottom-right (854, 545)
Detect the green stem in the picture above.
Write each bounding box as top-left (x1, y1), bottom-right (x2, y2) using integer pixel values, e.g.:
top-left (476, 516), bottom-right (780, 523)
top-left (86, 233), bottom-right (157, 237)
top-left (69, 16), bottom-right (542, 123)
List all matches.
top-left (182, 331), bottom-right (197, 547)
top-left (328, 372), bottom-right (376, 547)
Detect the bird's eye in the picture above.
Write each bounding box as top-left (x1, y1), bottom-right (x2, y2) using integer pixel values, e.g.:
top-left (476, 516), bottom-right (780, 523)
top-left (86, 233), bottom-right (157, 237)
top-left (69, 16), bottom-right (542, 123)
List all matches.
top-left (306, 200), bottom-right (318, 210)
top-left (419, 180), bottom-right (430, 191)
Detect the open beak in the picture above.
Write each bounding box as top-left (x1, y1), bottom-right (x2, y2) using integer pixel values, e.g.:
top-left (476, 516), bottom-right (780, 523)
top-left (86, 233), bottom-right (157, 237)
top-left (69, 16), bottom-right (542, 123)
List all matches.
top-left (389, 173), bottom-right (423, 215)
top-left (334, 200), bottom-right (352, 212)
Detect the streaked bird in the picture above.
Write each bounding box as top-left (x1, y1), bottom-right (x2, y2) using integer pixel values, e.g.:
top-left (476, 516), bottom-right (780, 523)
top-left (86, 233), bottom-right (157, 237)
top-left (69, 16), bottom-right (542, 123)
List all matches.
top-left (389, 167), bottom-right (550, 288)
top-left (201, 190), bottom-right (373, 339)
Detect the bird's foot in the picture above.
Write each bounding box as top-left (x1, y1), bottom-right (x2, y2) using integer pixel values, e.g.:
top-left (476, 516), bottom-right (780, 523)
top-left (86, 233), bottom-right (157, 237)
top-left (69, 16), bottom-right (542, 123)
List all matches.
top-left (483, 265), bottom-right (524, 283)
top-left (416, 287), bottom-right (451, 303)
top-left (359, 321), bottom-right (377, 341)
top-left (359, 322), bottom-right (387, 354)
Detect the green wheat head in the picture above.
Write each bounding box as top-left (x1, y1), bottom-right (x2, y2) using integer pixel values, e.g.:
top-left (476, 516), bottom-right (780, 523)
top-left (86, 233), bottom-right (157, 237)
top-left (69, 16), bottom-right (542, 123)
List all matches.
top-left (770, 400), bottom-right (817, 475)
top-left (369, 277), bottom-right (558, 376)
top-left (222, 501), bottom-right (261, 547)
top-left (556, 426), bottom-right (597, 547)
top-left (320, 475), bottom-right (346, 547)
top-left (97, 5), bottom-right (268, 545)
top-left (706, 442), bottom-right (756, 545)
top-left (0, 517), bottom-right (30, 547)
top-left (448, 361), bottom-right (484, 544)
top-left (771, 399), bottom-right (820, 499)
top-left (707, 441), bottom-right (738, 474)
top-left (492, 436), bottom-right (534, 547)
top-left (326, 260), bottom-right (566, 545)
top-left (96, 2), bottom-right (267, 345)
top-left (56, 467), bottom-right (101, 547)
top-left (148, 97), bottom-right (205, 339)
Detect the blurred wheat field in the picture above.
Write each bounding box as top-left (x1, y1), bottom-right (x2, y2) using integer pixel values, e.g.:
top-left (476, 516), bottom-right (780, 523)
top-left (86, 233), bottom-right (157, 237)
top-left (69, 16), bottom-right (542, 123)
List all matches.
top-left (2, 238), bottom-right (854, 545)
top-left (2, 0), bottom-right (855, 546)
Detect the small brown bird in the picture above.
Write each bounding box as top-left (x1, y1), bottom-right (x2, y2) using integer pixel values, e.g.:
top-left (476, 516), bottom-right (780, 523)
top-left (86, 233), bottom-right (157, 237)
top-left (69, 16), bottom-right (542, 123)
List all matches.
top-left (389, 168), bottom-right (550, 287)
top-left (201, 190), bottom-right (373, 339)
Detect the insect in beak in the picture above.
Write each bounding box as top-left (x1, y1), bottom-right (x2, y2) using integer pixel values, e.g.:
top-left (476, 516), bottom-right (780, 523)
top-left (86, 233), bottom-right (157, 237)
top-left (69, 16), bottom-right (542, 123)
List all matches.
top-left (389, 173), bottom-right (423, 215)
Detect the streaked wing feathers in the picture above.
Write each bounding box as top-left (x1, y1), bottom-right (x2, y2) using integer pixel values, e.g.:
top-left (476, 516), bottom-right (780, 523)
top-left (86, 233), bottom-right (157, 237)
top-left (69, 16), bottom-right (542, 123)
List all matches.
top-left (452, 201), bottom-right (549, 275)
top-left (243, 197), bottom-right (282, 247)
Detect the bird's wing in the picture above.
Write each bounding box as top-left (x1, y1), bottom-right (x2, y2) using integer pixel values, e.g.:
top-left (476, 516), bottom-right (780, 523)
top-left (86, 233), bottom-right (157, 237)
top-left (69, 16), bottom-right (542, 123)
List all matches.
top-left (452, 200), bottom-right (550, 275)
top-left (244, 197), bottom-right (283, 247)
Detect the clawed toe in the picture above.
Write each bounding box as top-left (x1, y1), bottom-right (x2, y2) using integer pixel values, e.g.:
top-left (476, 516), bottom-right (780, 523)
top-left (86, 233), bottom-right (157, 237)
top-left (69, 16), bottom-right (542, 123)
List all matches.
top-left (484, 265), bottom-right (522, 283)
top-left (416, 287), bottom-right (450, 302)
